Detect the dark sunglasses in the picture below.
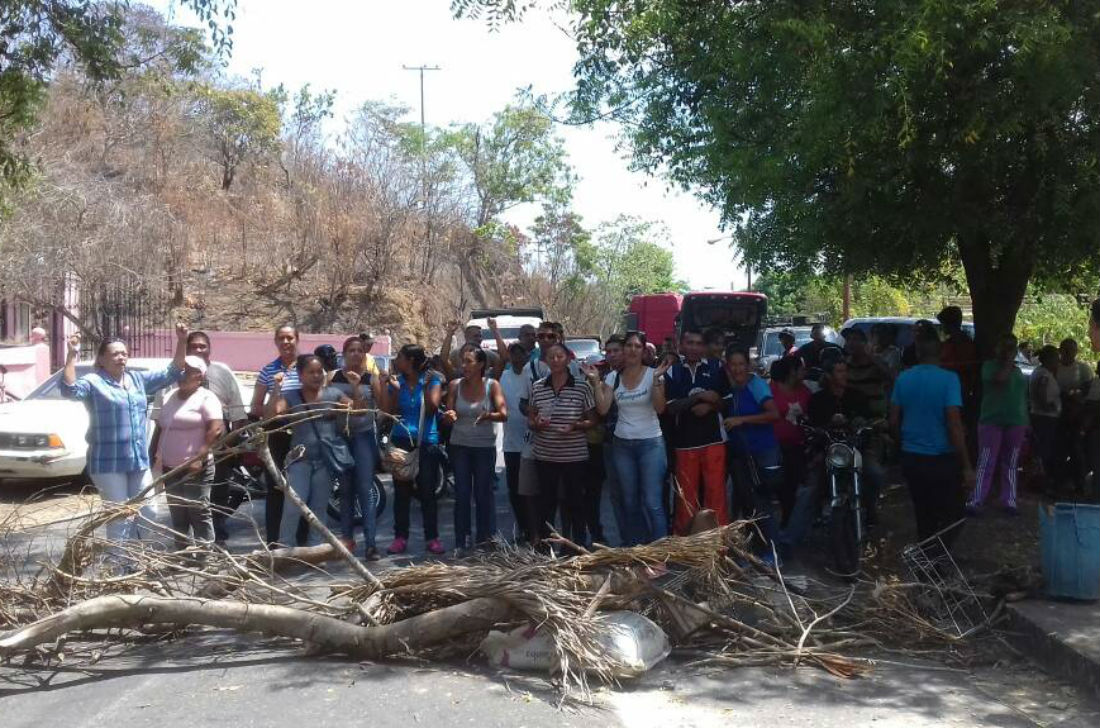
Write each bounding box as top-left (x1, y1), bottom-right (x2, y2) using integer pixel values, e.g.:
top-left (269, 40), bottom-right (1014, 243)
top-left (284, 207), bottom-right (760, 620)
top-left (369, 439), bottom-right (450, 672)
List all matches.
top-left (537, 333), bottom-right (556, 339)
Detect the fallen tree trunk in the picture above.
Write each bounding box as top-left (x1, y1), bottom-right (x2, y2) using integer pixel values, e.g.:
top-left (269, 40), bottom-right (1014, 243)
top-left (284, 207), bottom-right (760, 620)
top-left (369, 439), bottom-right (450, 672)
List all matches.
top-left (0, 594), bottom-right (514, 659)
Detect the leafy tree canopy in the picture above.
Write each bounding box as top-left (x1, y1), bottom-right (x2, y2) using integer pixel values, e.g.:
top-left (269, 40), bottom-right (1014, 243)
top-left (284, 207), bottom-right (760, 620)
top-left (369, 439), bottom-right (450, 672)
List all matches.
top-left (0, 0), bottom-right (235, 198)
top-left (456, 0), bottom-right (1100, 353)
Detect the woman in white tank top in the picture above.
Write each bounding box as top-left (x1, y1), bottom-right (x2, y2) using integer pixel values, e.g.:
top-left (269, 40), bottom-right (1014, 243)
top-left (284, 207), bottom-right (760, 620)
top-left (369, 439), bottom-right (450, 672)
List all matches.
top-left (587, 331), bottom-right (672, 545)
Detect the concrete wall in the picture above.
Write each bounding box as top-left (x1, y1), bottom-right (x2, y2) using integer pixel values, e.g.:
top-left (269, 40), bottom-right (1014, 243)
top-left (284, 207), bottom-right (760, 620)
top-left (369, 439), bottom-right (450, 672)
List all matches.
top-left (0, 344), bottom-right (51, 399)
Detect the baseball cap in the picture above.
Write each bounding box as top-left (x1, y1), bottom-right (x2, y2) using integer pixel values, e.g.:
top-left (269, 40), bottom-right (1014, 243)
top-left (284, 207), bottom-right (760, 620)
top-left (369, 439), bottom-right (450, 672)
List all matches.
top-left (183, 355), bottom-right (207, 375)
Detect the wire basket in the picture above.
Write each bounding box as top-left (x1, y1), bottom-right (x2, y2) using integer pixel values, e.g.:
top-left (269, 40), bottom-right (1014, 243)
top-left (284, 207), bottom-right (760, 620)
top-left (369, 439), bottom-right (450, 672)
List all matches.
top-left (900, 519), bottom-right (988, 637)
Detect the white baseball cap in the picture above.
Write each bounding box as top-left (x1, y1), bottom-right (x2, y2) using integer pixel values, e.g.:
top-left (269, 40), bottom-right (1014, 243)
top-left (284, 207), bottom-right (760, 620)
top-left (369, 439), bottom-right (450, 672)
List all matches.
top-left (183, 355), bottom-right (208, 375)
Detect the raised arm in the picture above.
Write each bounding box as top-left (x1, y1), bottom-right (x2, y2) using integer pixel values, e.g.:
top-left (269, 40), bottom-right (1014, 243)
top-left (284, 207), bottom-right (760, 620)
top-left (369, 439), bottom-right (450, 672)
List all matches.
top-left (440, 320), bottom-right (459, 381)
top-left (262, 372), bottom-right (288, 419)
top-left (582, 363), bottom-right (614, 416)
top-left (488, 318), bottom-right (507, 379)
top-left (62, 333), bottom-right (82, 387)
top-left (171, 322), bottom-right (188, 372)
top-left (651, 361), bottom-right (672, 415)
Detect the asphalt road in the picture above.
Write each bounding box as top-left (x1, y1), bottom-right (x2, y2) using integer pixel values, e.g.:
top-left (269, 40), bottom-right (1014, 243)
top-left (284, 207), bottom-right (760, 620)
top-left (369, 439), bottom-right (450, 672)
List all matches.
top-left (2, 475), bottom-right (1099, 727)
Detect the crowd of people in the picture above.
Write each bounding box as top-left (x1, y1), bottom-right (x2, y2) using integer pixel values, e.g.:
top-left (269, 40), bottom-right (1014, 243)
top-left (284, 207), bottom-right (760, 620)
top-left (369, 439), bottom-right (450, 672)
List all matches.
top-left (59, 298), bottom-right (1100, 569)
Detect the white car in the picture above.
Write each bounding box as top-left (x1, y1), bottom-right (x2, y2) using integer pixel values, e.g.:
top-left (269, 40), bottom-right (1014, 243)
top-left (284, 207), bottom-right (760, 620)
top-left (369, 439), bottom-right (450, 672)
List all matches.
top-left (0, 359), bottom-right (253, 483)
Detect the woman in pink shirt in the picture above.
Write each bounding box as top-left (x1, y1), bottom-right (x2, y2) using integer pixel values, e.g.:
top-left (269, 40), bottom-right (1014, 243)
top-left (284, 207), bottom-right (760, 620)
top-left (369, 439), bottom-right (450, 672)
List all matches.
top-left (157, 356), bottom-right (224, 553)
top-left (769, 356), bottom-right (811, 526)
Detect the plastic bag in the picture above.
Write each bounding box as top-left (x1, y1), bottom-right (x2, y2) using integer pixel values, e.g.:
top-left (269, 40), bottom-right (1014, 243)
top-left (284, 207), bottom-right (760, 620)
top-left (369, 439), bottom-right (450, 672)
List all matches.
top-left (480, 610), bottom-right (670, 678)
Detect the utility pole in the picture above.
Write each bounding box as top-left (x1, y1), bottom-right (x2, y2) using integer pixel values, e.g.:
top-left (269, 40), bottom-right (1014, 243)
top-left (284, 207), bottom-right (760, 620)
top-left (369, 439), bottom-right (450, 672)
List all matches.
top-left (402, 64), bottom-right (441, 146)
top-left (403, 64), bottom-right (441, 278)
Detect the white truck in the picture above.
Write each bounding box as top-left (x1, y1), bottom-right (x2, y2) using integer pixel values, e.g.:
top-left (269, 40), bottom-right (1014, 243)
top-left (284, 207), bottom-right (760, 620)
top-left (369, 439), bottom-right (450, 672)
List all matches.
top-left (462, 307), bottom-right (545, 352)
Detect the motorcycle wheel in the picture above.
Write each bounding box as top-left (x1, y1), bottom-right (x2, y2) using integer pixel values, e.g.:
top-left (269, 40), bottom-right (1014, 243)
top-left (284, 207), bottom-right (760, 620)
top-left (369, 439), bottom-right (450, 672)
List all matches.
top-left (326, 476), bottom-right (387, 526)
top-left (829, 498), bottom-right (861, 578)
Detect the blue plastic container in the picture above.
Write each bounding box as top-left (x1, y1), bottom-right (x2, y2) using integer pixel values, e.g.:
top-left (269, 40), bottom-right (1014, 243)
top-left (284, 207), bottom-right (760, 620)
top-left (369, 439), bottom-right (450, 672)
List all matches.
top-left (1039, 503), bottom-right (1100, 601)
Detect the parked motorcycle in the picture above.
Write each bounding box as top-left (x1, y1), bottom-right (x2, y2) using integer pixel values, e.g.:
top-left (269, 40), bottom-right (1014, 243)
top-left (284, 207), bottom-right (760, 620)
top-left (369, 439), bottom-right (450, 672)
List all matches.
top-left (326, 473), bottom-right (388, 525)
top-left (803, 419), bottom-right (876, 577)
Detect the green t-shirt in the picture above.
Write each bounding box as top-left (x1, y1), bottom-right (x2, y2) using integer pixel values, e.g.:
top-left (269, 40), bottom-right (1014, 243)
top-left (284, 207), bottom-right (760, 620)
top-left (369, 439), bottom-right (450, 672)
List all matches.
top-left (979, 360), bottom-right (1029, 427)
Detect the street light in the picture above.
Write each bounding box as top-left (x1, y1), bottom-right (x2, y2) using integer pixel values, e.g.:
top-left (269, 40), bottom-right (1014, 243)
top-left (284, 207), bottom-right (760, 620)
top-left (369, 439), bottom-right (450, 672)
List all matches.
top-left (705, 234), bottom-right (751, 290)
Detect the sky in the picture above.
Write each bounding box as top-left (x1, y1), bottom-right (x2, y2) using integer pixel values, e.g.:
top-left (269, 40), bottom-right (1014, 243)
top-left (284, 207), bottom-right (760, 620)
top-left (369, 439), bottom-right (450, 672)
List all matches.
top-left (155, 0), bottom-right (746, 290)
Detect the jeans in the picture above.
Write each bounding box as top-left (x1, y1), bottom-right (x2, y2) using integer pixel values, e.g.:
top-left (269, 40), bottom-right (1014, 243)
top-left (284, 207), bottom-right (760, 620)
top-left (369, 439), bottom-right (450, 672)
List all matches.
top-left (603, 440), bottom-right (629, 546)
top-left (612, 436), bottom-right (668, 545)
top-left (340, 429), bottom-right (379, 551)
top-left (503, 451), bottom-right (526, 540)
top-left (901, 451), bottom-right (965, 545)
top-left (392, 443), bottom-right (442, 542)
top-left (279, 456), bottom-right (335, 547)
top-left (533, 459), bottom-right (587, 544)
top-left (90, 469), bottom-right (154, 543)
top-left (727, 445), bottom-right (783, 549)
top-left (451, 443), bottom-right (498, 548)
top-left (164, 460), bottom-right (215, 551)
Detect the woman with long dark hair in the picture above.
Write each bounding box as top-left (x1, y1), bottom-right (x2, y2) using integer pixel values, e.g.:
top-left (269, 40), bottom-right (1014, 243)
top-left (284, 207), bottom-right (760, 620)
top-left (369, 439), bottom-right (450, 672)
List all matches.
top-left (441, 347), bottom-right (507, 549)
top-left (61, 323), bottom-right (189, 548)
top-left (385, 344), bottom-right (445, 555)
top-left (264, 354), bottom-right (359, 547)
top-left (330, 336), bottom-right (389, 560)
top-left (589, 331), bottom-right (671, 545)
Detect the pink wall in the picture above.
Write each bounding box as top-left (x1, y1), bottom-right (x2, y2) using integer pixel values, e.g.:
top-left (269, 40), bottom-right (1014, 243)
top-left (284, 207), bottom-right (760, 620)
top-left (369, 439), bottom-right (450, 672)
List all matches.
top-left (0, 344), bottom-right (51, 399)
top-left (139, 330), bottom-right (393, 372)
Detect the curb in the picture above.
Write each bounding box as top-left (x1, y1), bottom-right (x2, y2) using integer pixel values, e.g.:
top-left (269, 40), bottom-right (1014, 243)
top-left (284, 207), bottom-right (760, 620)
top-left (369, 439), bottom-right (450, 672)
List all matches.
top-left (1005, 601), bottom-right (1100, 702)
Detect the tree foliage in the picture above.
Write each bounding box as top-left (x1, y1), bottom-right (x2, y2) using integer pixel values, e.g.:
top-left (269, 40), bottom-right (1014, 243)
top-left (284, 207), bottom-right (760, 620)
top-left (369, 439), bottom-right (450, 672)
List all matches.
top-left (458, 0), bottom-right (1100, 354)
top-left (524, 210), bottom-right (684, 337)
top-left (0, 0), bottom-right (235, 201)
top-left (198, 84), bottom-right (283, 190)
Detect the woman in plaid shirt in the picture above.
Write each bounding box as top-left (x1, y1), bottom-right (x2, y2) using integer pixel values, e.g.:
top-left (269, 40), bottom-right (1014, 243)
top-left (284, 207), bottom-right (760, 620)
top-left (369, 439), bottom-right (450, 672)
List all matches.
top-left (61, 324), bottom-right (188, 549)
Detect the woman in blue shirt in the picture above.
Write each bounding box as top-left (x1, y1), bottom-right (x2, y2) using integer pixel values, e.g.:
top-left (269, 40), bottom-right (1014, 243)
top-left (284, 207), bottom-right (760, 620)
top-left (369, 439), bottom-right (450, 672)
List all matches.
top-left (721, 347), bottom-right (782, 557)
top-left (61, 324), bottom-right (188, 548)
top-left (385, 344), bottom-right (445, 555)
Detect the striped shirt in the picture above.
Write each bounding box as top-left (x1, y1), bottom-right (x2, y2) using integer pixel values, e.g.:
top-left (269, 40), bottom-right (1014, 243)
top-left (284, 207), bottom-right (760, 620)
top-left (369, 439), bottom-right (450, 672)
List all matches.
top-left (258, 357), bottom-right (301, 394)
top-left (529, 374), bottom-right (595, 463)
top-left (61, 364), bottom-right (182, 474)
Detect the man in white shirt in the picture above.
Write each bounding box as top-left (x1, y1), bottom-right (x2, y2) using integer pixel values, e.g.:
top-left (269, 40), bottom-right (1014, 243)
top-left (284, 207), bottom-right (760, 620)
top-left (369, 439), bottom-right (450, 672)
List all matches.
top-left (499, 343), bottom-right (533, 538)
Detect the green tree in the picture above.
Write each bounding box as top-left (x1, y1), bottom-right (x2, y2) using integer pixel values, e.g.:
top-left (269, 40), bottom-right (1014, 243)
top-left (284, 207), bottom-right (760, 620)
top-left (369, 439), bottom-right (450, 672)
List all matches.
top-left (0, 0), bottom-right (235, 200)
top-left (454, 101), bottom-right (573, 228)
top-left (198, 85), bottom-right (283, 190)
top-left (458, 1), bottom-right (1100, 354)
top-left (451, 100), bottom-right (575, 307)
